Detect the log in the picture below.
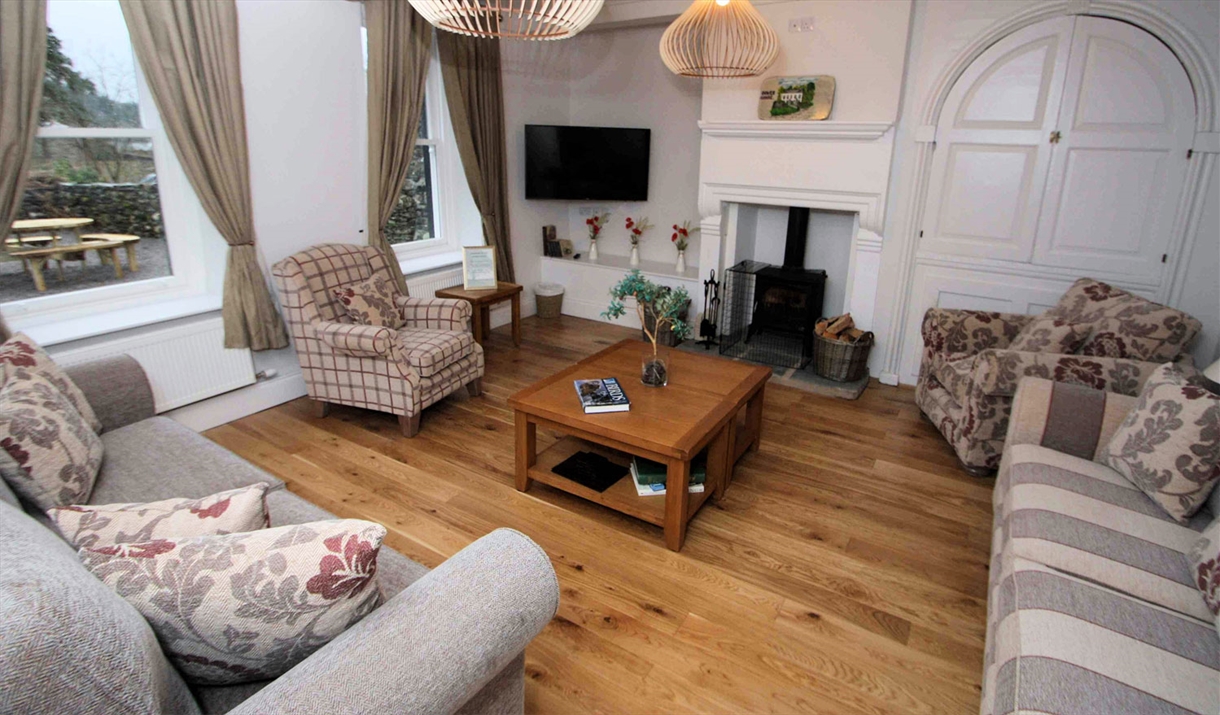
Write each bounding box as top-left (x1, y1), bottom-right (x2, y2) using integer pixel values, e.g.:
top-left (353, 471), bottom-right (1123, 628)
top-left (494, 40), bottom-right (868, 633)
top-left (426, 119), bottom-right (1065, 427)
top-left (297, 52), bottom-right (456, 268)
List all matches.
top-left (814, 318), bottom-right (830, 337)
top-left (827, 314), bottom-right (854, 335)
top-left (843, 328), bottom-right (865, 343)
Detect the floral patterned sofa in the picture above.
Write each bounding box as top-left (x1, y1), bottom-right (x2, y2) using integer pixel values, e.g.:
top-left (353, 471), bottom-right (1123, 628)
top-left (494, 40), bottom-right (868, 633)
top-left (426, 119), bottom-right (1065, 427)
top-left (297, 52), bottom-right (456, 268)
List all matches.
top-left (917, 278), bottom-right (1202, 473)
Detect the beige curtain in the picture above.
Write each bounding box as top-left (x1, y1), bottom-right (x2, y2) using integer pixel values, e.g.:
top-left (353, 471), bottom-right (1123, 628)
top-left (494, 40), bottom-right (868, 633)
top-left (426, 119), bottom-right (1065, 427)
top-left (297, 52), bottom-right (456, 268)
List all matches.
top-left (366, 0), bottom-right (432, 293)
top-left (437, 33), bottom-right (514, 283)
top-left (0, 0), bottom-right (46, 253)
top-left (120, 0), bottom-right (287, 351)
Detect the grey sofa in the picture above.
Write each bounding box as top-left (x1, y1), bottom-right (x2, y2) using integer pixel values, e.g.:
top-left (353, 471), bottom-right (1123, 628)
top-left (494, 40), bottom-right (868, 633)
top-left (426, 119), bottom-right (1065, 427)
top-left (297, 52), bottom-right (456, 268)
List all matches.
top-left (982, 377), bottom-right (1219, 715)
top-left (0, 356), bottom-right (559, 715)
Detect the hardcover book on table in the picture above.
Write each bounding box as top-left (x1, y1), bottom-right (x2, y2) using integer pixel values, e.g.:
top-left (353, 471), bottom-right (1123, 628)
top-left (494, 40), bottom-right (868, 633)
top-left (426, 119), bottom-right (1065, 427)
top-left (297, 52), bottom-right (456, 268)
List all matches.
top-left (574, 378), bottom-right (630, 414)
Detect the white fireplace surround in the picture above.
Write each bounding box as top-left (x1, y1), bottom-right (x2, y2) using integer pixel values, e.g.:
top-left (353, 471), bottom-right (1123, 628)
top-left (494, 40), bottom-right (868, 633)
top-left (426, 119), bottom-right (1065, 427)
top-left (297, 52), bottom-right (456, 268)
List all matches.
top-left (696, 121), bottom-right (895, 377)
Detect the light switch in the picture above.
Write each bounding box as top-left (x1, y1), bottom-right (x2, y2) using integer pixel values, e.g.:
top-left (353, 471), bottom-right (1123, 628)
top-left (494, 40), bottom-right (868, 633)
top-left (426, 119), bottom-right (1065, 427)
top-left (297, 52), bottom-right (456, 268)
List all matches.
top-left (788, 16), bottom-right (815, 33)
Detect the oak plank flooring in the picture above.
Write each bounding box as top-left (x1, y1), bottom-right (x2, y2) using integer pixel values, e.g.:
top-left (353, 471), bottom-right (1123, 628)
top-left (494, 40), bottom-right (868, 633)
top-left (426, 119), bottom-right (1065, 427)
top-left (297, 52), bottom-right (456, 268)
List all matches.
top-left (208, 315), bottom-right (991, 714)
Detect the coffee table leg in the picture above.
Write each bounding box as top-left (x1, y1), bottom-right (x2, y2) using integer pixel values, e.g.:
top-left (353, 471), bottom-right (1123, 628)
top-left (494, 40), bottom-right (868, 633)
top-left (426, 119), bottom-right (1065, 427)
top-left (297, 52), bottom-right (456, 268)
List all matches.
top-left (511, 293), bottom-right (522, 346)
top-left (664, 459), bottom-right (691, 551)
top-left (706, 423), bottom-right (732, 503)
top-left (745, 384), bottom-right (765, 452)
top-left (515, 411), bottom-right (536, 491)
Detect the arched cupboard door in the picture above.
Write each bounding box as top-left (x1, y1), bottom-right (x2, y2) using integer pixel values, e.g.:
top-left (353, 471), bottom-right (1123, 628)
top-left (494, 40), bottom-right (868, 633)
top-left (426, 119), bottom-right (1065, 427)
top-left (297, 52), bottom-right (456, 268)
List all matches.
top-left (919, 15), bottom-right (1195, 281)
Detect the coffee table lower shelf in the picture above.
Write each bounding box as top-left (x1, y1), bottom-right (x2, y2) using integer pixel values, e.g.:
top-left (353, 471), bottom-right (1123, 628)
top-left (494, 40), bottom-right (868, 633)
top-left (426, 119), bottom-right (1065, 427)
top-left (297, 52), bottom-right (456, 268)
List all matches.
top-left (528, 436), bottom-right (712, 528)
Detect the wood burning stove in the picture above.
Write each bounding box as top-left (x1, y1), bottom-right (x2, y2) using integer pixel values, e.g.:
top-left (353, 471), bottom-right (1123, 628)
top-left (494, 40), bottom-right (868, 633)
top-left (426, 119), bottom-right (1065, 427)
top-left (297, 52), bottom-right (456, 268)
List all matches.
top-left (720, 207), bottom-right (827, 368)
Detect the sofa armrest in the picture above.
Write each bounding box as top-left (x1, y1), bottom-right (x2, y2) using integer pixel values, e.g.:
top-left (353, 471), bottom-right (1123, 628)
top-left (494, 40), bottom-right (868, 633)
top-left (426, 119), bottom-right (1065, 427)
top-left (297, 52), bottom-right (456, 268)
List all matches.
top-left (921, 308), bottom-right (1033, 357)
top-left (972, 349), bottom-right (1163, 398)
top-left (314, 321), bottom-right (396, 359)
top-left (64, 355), bottom-right (155, 432)
top-left (230, 528), bottom-right (558, 715)
top-left (397, 296), bottom-right (473, 332)
top-left (1006, 377), bottom-right (1139, 460)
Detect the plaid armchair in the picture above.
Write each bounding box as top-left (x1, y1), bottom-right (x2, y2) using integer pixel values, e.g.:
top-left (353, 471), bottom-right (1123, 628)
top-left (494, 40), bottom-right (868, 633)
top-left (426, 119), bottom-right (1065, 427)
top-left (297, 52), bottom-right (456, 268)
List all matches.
top-left (916, 278), bottom-right (1201, 474)
top-left (272, 244), bottom-right (484, 436)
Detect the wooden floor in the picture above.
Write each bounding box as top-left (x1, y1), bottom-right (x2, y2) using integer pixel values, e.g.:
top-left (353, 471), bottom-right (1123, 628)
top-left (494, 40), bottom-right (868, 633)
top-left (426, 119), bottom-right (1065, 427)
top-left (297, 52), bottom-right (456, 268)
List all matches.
top-left (208, 316), bottom-right (994, 715)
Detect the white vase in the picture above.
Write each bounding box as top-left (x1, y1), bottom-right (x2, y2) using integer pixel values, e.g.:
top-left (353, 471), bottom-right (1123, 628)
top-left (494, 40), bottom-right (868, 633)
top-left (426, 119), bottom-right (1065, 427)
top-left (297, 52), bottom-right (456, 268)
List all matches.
top-left (630, 245), bottom-right (640, 267)
top-left (675, 250), bottom-right (686, 273)
top-left (589, 239), bottom-right (599, 262)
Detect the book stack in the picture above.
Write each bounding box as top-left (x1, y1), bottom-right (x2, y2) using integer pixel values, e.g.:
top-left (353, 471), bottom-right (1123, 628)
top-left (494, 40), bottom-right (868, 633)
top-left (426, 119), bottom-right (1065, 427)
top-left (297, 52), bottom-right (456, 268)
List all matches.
top-left (630, 456), bottom-right (706, 496)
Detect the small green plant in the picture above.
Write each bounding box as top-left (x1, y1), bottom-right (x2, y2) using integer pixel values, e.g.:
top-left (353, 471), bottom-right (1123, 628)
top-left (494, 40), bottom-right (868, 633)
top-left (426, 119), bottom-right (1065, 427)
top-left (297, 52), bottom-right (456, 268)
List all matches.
top-left (603, 269), bottom-right (692, 355)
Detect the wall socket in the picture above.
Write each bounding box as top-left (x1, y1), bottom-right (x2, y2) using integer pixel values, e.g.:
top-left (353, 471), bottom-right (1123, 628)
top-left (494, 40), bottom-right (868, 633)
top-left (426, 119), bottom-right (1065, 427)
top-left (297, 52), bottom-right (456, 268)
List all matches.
top-left (788, 16), bottom-right (815, 33)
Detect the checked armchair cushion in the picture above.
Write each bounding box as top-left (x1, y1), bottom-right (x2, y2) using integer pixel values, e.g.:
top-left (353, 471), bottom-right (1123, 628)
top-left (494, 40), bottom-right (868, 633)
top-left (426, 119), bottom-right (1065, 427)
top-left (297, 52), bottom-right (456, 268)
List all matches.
top-left (395, 328), bottom-right (476, 378)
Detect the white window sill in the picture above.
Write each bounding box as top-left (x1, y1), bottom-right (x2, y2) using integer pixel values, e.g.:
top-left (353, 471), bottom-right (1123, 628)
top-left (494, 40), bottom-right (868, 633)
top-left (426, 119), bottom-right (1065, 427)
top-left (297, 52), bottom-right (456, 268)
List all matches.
top-left (399, 249), bottom-right (462, 277)
top-left (21, 293), bottom-right (224, 347)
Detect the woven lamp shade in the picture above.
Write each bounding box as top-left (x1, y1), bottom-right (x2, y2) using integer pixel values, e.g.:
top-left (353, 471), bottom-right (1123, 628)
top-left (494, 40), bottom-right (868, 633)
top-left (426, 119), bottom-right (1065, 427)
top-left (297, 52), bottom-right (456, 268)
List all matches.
top-left (407, 0), bottom-right (604, 40)
top-left (660, 0), bottom-right (779, 78)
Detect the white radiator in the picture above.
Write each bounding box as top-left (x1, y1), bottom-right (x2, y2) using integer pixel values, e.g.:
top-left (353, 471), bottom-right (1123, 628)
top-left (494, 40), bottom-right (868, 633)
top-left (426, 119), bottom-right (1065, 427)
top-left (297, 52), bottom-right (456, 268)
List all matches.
top-left (50, 317), bottom-right (256, 413)
top-left (406, 267), bottom-right (463, 298)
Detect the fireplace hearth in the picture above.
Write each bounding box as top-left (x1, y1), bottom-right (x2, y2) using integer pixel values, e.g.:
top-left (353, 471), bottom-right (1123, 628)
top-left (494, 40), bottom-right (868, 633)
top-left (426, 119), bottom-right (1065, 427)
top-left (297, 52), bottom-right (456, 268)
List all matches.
top-left (720, 207), bottom-right (827, 369)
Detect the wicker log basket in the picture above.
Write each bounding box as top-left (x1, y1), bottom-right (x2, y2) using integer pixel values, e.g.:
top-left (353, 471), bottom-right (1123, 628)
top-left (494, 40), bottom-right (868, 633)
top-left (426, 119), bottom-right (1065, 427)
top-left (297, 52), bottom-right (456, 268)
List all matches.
top-left (812, 314), bottom-right (873, 383)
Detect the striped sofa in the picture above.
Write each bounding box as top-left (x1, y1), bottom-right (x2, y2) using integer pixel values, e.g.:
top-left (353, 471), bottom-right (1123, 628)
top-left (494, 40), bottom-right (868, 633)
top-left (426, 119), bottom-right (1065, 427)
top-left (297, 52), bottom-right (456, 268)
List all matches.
top-left (982, 378), bottom-right (1219, 715)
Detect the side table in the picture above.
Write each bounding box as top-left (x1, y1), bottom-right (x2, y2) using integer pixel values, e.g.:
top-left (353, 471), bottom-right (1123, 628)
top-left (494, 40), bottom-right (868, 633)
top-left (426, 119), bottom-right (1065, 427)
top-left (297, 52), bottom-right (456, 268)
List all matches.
top-left (435, 281), bottom-right (523, 347)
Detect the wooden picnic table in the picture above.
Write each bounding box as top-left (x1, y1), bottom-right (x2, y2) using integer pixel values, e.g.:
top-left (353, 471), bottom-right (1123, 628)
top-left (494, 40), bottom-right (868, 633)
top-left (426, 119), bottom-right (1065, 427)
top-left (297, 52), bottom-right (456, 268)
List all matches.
top-left (10, 240), bottom-right (126, 292)
top-left (10, 218), bottom-right (94, 247)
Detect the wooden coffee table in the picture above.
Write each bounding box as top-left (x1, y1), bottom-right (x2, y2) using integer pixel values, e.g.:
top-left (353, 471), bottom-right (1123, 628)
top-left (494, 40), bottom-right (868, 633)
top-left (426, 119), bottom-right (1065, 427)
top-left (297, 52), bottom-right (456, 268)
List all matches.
top-left (509, 339), bottom-right (770, 551)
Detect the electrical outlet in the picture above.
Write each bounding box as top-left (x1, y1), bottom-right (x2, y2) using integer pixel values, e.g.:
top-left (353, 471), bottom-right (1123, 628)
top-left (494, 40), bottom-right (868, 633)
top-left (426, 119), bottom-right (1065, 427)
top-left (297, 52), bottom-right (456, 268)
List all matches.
top-left (788, 16), bottom-right (815, 33)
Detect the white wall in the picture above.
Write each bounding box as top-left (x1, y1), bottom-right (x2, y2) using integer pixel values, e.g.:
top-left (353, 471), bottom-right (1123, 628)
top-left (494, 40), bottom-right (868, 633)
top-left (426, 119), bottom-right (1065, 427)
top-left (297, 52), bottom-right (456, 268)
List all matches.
top-left (502, 39), bottom-right (574, 318)
top-left (875, 0), bottom-right (1220, 383)
top-left (564, 25), bottom-right (703, 266)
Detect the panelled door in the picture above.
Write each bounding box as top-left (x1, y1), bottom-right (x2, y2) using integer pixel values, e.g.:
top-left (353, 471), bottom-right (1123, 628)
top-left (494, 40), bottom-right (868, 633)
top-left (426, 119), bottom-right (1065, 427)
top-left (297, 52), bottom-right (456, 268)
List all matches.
top-left (920, 15), bottom-right (1195, 282)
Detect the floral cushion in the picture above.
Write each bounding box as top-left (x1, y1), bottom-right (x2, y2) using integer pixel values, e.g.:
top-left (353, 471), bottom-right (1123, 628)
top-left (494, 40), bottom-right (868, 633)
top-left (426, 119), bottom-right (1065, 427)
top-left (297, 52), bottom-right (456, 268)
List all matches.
top-left (1047, 278), bottom-right (1200, 362)
top-left (48, 484), bottom-right (270, 550)
top-left (81, 519), bottom-right (386, 685)
top-left (0, 373), bottom-right (103, 511)
top-left (332, 275), bottom-right (404, 329)
top-left (1100, 363), bottom-right (1220, 523)
top-left (1008, 316), bottom-right (1089, 354)
top-left (0, 332), bottom-right (101, 433)
top-left (1189, 516), bottom-right (1220, 636)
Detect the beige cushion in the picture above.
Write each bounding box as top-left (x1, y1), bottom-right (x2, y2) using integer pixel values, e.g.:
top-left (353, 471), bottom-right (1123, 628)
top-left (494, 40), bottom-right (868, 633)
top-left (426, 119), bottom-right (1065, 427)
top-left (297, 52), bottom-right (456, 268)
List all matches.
top-left (397, 328), bottom-right (476, 378)
top-left (1047, 278), bottom-right (1201, 361)
top-left (332, 275), bottom-right (404, 329)
top-left (1101, 363), bottom-right (1220, 523)
top-left (1188, 517), bottom-right (1220, 636)
top-left (0, 373), bottom-right (104, 511)
top-left (0, 332), bottom-right (101, 432)
top-left (1008, 315), bottom-right (1090, 354)
top-left (82, 519), bottom-right (386, 685)
top-left (49, 484), bottom-right (270, 549)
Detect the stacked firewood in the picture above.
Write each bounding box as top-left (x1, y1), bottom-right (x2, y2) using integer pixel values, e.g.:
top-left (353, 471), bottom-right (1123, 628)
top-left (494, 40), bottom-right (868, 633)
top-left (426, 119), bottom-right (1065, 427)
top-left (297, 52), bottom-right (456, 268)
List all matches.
top-left (814, 313), bottom-right (866, 344)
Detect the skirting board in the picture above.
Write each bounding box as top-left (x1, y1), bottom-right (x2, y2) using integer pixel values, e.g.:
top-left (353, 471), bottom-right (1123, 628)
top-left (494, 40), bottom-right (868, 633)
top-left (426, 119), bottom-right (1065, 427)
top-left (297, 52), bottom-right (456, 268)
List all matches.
top-left (166, 370), bottom-right (306, 432)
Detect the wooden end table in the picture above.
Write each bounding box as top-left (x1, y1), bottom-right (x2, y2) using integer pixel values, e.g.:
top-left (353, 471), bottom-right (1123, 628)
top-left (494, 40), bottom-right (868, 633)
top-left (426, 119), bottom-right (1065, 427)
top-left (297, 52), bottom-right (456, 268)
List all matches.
top-left (435, 281), bottom-right (523, 347)
top-left (508, 339), bottom-right (770, 551)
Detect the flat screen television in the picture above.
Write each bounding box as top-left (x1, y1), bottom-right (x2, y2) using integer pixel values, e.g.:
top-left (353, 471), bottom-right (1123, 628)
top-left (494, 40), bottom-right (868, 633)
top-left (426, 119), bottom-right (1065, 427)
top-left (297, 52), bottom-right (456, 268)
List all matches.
top-left (525, 124), bottom-right (650, 201)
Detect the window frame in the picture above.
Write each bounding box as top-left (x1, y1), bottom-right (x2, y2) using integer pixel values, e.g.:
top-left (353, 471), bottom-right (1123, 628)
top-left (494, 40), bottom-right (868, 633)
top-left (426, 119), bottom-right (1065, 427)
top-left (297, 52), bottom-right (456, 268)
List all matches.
top-left (386, 41), bottom-right (467, 265)
top-left (6, 15), bottom-right (222, 340)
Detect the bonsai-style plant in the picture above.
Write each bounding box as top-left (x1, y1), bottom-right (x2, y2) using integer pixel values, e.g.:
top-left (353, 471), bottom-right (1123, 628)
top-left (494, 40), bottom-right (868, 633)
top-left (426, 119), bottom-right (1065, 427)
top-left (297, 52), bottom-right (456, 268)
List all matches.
top-left (603, 270), bottom-right (692, 387)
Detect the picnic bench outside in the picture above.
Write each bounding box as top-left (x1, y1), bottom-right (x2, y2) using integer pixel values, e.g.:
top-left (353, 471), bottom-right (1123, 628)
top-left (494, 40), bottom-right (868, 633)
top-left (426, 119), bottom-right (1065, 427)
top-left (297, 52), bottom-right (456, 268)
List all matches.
top-left (5, 217), bottom-right (146, 292)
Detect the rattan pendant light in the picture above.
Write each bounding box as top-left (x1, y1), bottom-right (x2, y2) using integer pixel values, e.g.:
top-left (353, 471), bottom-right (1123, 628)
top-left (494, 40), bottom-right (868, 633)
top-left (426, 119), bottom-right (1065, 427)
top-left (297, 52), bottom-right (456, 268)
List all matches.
top-left (660, 0), bottom-right (779, 77)
top-left (407, 0), bottom-right (604, 40)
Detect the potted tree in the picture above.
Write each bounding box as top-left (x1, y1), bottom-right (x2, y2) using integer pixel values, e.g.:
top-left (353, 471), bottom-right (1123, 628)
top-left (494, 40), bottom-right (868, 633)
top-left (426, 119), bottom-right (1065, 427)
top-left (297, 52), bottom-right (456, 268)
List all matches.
top-left (603, 270), bottom-right (692, 387)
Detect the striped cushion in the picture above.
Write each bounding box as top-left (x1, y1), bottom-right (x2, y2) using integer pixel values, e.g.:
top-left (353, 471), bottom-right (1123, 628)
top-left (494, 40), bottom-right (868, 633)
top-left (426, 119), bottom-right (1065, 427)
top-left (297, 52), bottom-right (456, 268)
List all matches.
top-left (395, 328), bottom-right (475, 378)
top-left (984, 557), bottom-right (1218, 715)
top-left (997, 445), bottom-right (1212, 621)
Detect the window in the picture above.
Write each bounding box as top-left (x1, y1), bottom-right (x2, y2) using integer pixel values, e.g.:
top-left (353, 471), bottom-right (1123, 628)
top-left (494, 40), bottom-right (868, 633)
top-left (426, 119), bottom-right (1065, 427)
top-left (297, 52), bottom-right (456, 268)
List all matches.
top-left (6, 0), bottom-right (220, 339)
top-left (361, 24), bottom-right (478, 270)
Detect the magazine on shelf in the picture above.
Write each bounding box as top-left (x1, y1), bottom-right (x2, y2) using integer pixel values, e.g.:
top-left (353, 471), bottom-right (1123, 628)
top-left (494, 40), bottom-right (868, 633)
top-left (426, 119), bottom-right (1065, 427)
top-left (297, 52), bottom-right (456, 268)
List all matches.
top-left (629, 457), bottom-right (705, 496)
top-left (573, 378), bottom-right (630, 414)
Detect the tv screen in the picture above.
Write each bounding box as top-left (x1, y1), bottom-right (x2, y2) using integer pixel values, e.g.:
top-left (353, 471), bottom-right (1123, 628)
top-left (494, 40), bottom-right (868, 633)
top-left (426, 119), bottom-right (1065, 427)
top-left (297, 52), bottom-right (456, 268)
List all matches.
top-left (525, 125), bottom-right (650, 201)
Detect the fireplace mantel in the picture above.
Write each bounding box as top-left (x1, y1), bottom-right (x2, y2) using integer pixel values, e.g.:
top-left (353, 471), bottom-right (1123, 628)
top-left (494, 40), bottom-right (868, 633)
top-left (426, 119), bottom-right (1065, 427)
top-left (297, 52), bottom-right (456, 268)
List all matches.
top-left (697, 121), bottom-right (893, 141)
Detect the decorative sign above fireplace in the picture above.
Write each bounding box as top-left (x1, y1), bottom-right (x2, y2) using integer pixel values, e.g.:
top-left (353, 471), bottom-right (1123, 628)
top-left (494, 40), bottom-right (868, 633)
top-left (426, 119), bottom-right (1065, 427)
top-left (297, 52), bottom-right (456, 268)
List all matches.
top-left (757, 75), bottom-right (836, 121)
